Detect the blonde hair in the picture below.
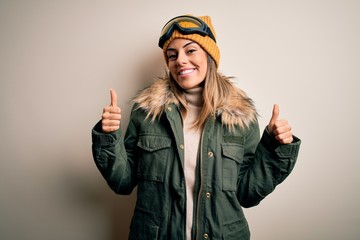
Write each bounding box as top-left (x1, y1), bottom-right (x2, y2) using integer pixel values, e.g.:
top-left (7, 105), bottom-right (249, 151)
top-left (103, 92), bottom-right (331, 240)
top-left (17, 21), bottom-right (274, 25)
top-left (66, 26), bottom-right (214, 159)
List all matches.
top-left (169, 55), bottom-right (241, 130)
top-left (133, 54), bottom-right (256, 131)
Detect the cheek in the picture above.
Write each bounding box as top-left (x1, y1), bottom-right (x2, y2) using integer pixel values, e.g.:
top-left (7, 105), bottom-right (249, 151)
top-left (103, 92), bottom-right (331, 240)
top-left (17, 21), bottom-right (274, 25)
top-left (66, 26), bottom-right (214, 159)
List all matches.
top-left (198, 52), bottom-right (208, 71)
top-left (167, 62), bottom-right (176, 74)
top-left (168, 68), bottom-right (179, 82)
top-left (200, 60), bottom-right (208, 76)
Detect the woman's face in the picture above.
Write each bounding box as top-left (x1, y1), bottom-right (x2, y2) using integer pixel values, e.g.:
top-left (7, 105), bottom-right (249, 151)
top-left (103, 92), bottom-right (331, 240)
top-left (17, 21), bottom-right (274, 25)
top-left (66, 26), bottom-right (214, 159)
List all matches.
top-left (166, 39), bottom-right (208, 90)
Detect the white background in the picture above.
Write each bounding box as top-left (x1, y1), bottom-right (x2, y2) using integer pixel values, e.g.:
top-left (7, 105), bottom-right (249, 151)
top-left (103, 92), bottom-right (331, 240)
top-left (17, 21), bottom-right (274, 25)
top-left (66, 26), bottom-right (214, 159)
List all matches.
top-left (1, 0), bottom-right (359, 239)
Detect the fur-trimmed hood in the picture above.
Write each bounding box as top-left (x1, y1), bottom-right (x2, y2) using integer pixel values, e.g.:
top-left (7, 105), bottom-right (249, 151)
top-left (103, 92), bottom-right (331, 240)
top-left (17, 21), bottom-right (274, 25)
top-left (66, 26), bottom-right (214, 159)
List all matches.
top-left (133, 77), bottom-right (258, 129)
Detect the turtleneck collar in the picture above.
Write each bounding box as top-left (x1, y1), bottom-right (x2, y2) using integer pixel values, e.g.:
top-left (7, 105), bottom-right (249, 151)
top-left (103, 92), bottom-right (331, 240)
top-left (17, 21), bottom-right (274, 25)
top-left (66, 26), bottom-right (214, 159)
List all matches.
top-left (184, 86), bottom-right (203, 107)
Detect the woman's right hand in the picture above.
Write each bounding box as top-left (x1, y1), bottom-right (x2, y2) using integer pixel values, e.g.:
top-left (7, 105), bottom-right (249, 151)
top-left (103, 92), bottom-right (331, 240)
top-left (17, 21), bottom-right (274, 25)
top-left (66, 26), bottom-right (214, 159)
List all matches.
top-left (102, 89), bottom-right (121, 133)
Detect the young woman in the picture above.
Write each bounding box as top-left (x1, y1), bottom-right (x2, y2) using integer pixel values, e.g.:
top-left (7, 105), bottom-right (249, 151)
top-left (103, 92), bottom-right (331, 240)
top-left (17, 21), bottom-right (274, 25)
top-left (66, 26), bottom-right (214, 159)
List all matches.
top-left (92, 15), bottom-right (301, 240)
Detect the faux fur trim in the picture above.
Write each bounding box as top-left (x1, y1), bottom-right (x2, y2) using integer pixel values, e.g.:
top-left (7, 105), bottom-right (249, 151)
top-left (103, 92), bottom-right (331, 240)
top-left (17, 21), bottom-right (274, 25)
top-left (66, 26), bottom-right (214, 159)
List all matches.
top-left (133, 78), bottom-right (178, 121)
top-left (133, 77), bottom-right (257, 129)
top-left (216, 87), bottom-right (258, 129)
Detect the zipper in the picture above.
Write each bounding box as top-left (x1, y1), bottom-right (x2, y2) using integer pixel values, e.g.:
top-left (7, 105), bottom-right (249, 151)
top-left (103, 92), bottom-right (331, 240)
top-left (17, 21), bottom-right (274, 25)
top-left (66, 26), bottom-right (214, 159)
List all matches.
top-left (194, 127), bottom-right (206, 240)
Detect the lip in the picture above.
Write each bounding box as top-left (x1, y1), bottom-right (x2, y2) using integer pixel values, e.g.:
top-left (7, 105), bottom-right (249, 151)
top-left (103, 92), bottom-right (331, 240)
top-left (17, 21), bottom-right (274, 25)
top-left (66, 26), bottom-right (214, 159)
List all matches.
top-left (178, 68), bottom-right (195, 76)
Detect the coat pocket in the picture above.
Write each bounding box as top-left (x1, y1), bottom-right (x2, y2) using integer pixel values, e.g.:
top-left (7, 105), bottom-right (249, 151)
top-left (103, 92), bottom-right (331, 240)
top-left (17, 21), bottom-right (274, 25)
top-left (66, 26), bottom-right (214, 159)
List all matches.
top-left (222, 218), bottom-right (250, 240)
top-left (221, 143), bottom-right (244, 191)
top-left (137, 135), bottom-right (172, 182)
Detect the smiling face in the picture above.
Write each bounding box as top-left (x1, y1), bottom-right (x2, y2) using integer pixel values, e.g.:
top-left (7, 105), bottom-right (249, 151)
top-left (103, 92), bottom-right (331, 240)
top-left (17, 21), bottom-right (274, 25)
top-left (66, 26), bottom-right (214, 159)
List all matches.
top-left (166, 38), bottom-right (208, 90)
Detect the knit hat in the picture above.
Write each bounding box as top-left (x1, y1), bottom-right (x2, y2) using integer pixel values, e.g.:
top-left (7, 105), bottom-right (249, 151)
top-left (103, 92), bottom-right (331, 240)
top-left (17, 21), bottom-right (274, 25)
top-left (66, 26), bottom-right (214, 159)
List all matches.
top-left (160, 15), bottom-right (220, 68)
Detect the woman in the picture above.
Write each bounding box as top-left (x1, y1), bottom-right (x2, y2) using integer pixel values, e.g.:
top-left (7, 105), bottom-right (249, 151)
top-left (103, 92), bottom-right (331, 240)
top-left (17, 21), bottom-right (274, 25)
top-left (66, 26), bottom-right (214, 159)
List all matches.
top-left (92, 15), bottom-right (301, 240)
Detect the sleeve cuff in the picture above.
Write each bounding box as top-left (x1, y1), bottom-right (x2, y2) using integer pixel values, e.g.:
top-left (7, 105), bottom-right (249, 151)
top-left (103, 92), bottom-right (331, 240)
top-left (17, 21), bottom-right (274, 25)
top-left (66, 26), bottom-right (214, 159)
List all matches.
top-left (260, 128), bottom-right (301, 158)
top-left (91, 120), bottom-right (122, 147)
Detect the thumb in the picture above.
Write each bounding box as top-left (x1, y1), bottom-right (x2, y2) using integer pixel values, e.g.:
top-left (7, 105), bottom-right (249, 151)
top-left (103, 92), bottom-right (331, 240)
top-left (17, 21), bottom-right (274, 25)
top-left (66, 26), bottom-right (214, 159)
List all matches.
top-left (110, 89), bottom-right (117, 107)
top-left (269, 104), bottom-right (279, 130)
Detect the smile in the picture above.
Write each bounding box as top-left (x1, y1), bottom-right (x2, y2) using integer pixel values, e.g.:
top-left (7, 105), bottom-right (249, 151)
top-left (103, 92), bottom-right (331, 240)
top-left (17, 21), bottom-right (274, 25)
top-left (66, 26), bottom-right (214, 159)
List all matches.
top-left (178, 69), bottom-right (195, 75)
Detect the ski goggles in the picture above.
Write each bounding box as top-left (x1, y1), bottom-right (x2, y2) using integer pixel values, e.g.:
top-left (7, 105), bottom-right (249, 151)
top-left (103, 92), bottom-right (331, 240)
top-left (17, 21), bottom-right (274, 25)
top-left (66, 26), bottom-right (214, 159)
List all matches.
top-left (158, 15), bottom-right (216, 48)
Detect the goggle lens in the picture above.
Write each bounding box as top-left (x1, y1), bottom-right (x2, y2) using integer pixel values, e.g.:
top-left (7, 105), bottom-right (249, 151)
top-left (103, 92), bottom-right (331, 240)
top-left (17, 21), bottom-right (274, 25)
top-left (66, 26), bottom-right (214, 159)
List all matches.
top-left (158, 15), bottom-right (216, 48)
top-left (160, 17), bottom-right (203, 37)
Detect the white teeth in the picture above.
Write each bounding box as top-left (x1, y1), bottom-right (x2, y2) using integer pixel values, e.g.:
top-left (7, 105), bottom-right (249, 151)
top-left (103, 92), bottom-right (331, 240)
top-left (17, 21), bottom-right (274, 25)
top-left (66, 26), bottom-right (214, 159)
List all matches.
top-left (179, 69), bottom-right (194, 75)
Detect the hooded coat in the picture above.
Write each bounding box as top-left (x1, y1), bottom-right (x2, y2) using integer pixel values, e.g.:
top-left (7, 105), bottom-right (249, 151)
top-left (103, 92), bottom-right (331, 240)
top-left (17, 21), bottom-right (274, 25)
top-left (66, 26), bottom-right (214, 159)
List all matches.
top-left (92, 77), bottom-right (301, 240)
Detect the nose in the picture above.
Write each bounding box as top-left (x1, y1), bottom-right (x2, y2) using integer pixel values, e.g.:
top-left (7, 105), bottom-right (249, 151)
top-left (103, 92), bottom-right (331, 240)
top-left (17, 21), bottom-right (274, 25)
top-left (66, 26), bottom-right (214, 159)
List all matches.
top-left (176, 51), bottom-right (187, 66)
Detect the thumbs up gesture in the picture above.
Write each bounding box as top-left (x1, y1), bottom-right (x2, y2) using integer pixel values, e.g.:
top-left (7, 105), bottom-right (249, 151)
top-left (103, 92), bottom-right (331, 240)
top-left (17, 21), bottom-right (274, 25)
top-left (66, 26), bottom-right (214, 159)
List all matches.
top-left (267, 104), bottom-right (293, 144)
top-left (101, 89), bottom-right (121, 133)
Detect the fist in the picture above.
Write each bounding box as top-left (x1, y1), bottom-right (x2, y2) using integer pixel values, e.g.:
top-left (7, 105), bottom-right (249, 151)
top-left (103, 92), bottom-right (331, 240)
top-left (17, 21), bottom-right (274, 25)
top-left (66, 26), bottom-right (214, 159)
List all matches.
top-left (101, 89), bottom-right (121, 133)
top-left (268, 104), bottom-right (293, 144)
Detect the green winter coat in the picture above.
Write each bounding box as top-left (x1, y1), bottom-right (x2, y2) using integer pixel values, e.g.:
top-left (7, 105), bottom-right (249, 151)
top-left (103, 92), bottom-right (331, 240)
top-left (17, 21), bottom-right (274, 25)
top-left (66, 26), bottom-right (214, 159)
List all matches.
top-left (92, 78), bottom-right (301, 240)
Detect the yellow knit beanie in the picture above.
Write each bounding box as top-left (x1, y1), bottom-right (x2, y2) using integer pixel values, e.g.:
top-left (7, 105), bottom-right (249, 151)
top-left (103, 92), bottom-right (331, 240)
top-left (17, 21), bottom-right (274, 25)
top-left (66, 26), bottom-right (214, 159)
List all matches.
top-left (160, 15), bottom-right (220, 68)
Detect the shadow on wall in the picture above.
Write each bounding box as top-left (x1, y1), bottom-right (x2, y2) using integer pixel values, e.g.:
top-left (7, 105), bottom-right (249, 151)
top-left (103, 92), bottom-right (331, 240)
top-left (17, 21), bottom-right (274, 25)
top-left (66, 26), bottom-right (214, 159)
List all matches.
top-left (127, 47), bottom-right (168, 95)
top-left (109, 192), bottom-right (137, 239)
top-left (62, 162), bottom-right (136, 238)
top-left (86, 50), bottom-right (165, 239)
top-left (110, 51), bottom-right (166, 238)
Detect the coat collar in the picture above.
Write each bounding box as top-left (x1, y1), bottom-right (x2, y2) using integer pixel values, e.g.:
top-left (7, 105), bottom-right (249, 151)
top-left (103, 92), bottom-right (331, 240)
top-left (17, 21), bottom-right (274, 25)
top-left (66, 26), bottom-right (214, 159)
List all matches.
top-left (133, 77), bottom-right (257, 129)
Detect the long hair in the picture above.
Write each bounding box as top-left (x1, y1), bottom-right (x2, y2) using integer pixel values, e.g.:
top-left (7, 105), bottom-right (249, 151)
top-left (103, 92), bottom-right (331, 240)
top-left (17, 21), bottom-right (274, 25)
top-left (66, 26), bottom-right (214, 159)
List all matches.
top-left (169, 55), bottom-right (241, 130)
top-left (133, 54), bottom-right (256, 130)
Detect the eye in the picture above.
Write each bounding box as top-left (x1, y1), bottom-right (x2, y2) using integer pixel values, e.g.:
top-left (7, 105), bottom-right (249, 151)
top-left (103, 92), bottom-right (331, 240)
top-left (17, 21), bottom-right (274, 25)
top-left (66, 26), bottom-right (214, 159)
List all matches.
top-left (187, 49), bottom-right (197, 54)
top-left (167, 53), bottom-right (177, 61)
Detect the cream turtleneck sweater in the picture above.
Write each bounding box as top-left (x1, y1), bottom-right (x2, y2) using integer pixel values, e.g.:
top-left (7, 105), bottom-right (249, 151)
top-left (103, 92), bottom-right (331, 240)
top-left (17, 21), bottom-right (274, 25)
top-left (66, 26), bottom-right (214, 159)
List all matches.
top-left (183, 86), bottom-right (203, 240)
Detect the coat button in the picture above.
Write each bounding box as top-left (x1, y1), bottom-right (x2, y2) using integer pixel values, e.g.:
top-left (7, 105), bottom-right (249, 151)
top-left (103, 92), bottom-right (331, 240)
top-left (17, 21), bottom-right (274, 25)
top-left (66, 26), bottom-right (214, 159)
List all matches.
top-left (208, 152), bottom-right (213, 157)
top-left (167, 107), bottom-right (172, 111)
top-left (206, 192), bottom-right (211, 198)
top-left (180, 144), bottom-right (184, 150)
top-left (203, 233), bottom-right (209, 239)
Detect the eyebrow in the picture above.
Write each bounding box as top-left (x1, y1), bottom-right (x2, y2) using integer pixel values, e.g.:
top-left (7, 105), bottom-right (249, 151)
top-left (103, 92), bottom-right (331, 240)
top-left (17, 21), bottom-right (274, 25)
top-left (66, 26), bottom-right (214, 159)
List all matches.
top-left (166, 41), bottom-right (196, 52)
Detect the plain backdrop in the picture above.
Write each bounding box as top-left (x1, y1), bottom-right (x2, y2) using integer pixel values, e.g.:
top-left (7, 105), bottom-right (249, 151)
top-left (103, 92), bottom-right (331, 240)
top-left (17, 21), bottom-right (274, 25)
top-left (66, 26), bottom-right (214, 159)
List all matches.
top-left (1, 0), bottom-right (359, 239)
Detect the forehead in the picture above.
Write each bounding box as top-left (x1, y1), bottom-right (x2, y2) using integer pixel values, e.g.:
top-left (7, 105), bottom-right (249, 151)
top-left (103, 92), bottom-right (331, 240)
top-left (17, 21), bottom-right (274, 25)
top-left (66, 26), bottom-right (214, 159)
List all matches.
top-left (167, 38), bottom-right (199, 50)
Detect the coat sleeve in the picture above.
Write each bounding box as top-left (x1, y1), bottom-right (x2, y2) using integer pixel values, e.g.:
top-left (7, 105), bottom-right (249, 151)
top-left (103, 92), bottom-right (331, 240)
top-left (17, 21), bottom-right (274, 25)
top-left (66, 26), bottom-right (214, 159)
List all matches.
top-left (91, 112), bottom-right (139, 195)
top-left (237, 121), bottom-right (301, 208)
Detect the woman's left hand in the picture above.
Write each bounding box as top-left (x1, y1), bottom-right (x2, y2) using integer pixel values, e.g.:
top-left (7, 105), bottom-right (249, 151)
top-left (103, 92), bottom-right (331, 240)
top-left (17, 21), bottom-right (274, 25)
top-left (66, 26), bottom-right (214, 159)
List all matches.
top-left (267, 104), bottom-right (293, 144)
